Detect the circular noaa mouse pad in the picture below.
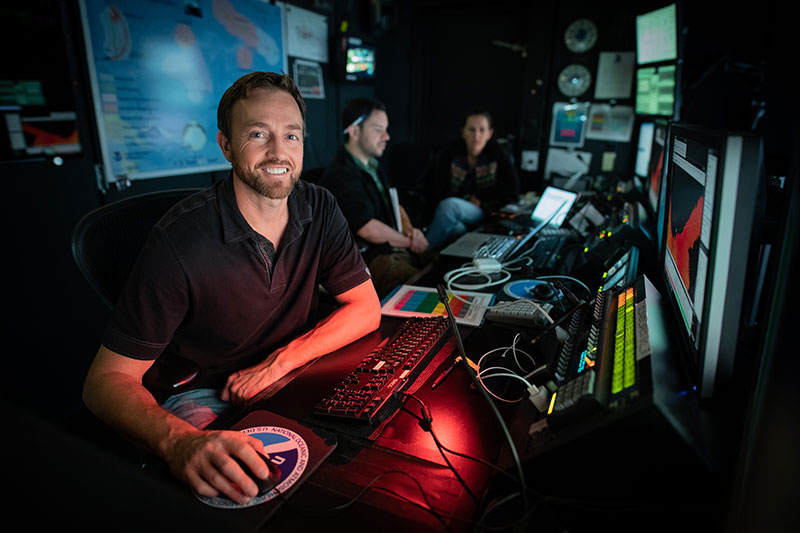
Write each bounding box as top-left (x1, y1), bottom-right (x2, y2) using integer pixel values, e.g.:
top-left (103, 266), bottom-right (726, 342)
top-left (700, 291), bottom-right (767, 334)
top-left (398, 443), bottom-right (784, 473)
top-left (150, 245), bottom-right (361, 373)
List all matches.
top-left (503, 279), bottom-right (548, 299)
top-left (195, 425), bottom-right (309, 509)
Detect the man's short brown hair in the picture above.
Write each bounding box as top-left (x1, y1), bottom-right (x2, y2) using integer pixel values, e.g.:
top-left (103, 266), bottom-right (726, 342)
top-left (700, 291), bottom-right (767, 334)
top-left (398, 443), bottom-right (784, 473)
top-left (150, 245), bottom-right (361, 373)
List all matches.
top-left (217, 71), bottom-right (307, 140)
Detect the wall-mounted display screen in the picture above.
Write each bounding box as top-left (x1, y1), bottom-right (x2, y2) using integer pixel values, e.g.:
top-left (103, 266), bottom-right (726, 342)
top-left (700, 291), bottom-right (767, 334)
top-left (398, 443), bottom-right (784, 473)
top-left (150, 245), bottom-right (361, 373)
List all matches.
top-left (344, 41), bottom-right (376, 82)
top-left (636, 64), bottom-right (676, 117)
top-left (636, 4), bottom-right (677, 65)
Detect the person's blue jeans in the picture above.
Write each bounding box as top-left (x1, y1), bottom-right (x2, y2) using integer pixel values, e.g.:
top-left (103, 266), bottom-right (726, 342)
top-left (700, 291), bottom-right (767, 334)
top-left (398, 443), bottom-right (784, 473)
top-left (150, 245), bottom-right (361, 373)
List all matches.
top-left (426, 197), bottom-right (484, 250)
top-left (162, 388), bottom-right (231, 429)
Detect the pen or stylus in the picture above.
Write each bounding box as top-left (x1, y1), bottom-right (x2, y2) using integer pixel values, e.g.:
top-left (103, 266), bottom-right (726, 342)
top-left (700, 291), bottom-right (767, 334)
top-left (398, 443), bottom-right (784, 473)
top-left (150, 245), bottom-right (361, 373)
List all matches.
top-left (431, 356), bottom-right (478, 390)
top-left (431, 360), bottom-right (458, 390)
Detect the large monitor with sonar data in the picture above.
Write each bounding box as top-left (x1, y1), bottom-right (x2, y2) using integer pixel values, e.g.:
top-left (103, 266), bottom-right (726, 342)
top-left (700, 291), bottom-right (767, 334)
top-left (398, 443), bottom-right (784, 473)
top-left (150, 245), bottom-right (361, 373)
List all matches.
top-left (660, 124), bottom-right (766, 399)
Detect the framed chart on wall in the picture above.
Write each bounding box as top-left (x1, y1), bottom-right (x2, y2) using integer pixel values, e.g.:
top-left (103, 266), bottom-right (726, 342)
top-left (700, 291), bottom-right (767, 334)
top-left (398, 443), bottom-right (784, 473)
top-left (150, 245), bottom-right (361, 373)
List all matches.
top-left (79, 0), bottom-right (288, 188)
top-left (549, 101), bottom-right (589, 148)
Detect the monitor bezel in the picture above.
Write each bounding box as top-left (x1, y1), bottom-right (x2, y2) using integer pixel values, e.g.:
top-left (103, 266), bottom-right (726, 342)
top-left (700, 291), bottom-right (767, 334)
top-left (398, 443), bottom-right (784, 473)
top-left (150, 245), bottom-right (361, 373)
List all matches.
top-left (659, 123), bottom-right (765, 399)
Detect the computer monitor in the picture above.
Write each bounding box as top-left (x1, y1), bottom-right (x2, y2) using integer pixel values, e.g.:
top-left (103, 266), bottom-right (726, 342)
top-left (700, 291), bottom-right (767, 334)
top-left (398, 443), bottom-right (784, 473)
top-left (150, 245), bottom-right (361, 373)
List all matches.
top-left (636, 4), bottom-right (678, 65)
top-left (1, 7), bottom-right (80, 161)
top-left (635, 64), bottom-right (676, 117)
top-left (660, 123), bottom-right (766, 399)
top-left (343, 37), bottom-right (376, 82)
top-left (531, 186), bottom-right (578, 228)
top-left (647, 120), bottom-right (668, 215)
top-left (634, 122), bottom-right (655, 179)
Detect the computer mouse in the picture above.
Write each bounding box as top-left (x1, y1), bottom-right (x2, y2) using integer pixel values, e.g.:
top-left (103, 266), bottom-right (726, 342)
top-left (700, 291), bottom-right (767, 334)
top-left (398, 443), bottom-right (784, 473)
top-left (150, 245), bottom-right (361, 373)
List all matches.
top-left (531, 283), bottom-right (556, 301)
top-left (233, 451), bottom-right (282, 496)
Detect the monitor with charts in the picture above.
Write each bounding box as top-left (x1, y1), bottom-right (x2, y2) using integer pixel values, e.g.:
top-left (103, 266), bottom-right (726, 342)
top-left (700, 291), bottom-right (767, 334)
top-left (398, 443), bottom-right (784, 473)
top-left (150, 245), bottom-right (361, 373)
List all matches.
top-left (660, 123), bottom-right (767, 400)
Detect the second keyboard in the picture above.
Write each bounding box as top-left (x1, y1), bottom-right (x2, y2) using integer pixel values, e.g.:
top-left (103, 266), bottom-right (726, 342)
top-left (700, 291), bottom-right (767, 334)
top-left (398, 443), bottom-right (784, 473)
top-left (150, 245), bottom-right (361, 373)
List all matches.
top-left (313, 317), bottom-right (451, 425)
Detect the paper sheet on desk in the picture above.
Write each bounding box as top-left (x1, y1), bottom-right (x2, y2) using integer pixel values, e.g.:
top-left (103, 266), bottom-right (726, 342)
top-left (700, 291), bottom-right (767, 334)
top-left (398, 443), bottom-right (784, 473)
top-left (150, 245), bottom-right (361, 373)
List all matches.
top-left (380, 285), bottom-right (494, 327)
top-left (389, 187), bottom-right (403, 232)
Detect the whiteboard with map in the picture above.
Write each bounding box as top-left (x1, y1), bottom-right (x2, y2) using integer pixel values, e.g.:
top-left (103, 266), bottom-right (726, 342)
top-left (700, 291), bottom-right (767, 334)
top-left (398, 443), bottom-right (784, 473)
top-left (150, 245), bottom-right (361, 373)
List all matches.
top-left (79, 0), bottom-right (288, 186)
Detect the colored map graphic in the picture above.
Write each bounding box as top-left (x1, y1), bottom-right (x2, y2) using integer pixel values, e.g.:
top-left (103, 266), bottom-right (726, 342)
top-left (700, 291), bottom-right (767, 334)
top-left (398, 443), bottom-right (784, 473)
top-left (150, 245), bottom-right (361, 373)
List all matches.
top-left (81, 0), bottom-right (286, 183)
top-left (393, 288), bottom-right (472, 318)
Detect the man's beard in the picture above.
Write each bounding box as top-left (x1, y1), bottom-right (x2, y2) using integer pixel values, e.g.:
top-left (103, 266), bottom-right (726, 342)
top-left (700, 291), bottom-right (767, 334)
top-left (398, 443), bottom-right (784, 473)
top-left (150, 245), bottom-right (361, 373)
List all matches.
top-left (233, 159), bottom-right (300, 200)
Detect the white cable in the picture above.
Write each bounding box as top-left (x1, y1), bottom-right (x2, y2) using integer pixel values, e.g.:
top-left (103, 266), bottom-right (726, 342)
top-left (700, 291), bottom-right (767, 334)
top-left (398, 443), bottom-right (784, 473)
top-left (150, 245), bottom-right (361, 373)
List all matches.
top-left (504, 332), bottom-right (538, 369)
top-left (444, 266), bottom-right (511, 290)
top-left (474, 334), bottom-right (541, 402)
top-left (501, 254), bottom-right (534, 269)
top-left (476, 369), bottom-right (533, 402)
top-left (441, 266), bottom-right (555, 324)
top-left (537, 275), bottom-right (592, 296)
top-left (442, 267), bottom-right (510, 310)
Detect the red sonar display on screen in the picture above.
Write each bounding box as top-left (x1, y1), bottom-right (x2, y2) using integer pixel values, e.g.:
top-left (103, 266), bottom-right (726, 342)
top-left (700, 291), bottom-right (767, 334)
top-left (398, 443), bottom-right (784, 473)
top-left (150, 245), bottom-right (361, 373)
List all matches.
top-left (666, 191), bottom-right (704, 299)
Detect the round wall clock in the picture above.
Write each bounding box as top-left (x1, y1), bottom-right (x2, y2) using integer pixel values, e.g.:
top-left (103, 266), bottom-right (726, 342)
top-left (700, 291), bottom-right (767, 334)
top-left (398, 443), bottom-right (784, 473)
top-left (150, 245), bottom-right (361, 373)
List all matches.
top-left (564, 18), bottom-right (598, 54)
top-left (557, 64), bottom-right (592, 97)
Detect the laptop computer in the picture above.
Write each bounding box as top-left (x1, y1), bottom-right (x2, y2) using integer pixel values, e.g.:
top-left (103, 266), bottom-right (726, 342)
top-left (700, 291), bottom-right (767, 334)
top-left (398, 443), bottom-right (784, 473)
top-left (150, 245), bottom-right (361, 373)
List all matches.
top-left (440, 186), bottom-right (578, 261)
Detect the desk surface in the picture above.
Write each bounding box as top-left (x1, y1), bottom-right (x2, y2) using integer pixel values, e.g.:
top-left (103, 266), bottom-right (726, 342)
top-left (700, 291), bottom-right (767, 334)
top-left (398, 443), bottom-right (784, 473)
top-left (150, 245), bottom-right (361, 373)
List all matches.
top-left (152, 241), bottom-right (723, 532)
top-left (212, 316), bottom-right (520, 532)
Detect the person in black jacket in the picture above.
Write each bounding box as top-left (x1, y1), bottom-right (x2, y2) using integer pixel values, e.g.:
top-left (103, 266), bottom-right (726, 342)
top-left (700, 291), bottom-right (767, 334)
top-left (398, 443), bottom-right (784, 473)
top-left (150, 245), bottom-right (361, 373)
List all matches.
top-left (426, 109), bottom-right (520, 250)
top-left (318, 98), bottom-right (430, 298)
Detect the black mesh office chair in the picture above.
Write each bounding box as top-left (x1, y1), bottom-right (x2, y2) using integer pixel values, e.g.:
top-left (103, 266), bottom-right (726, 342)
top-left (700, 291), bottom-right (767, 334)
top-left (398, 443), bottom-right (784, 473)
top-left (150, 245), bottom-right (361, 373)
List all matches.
top-left (72, 188), bottom-right (201, 309)
top-left (72, 188), bottom-right (203, 397)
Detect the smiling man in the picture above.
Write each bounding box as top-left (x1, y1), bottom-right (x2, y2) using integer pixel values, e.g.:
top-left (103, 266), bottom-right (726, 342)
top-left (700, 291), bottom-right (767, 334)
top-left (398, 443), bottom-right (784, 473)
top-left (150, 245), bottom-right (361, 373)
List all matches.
top-left (82, 72), bottom-right (381, 505)
top-left (318, 98), bottom-right (431, 298)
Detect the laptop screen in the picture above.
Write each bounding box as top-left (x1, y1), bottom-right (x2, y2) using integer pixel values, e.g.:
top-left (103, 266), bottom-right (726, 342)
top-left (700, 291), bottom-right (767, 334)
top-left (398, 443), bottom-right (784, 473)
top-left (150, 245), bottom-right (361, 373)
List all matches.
top-left (530, 186), bottom-right (578, 227)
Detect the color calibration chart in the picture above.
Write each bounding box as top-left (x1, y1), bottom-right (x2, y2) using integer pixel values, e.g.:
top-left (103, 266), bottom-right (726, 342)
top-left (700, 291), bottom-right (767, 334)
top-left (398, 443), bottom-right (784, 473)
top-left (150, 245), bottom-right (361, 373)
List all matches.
top-left (380, 285), bottom-right (494, 327)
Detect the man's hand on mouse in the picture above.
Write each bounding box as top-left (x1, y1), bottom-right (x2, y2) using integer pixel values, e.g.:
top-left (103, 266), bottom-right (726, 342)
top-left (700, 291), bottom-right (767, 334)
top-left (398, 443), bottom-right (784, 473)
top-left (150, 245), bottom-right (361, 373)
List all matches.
top-left (162, 429), bottom-right (269, 505)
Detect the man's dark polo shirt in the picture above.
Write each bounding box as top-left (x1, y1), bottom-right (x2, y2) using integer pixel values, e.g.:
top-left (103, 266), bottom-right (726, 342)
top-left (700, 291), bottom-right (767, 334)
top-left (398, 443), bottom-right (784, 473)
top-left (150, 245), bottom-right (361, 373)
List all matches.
top-left (102, 175), bottom-right (370, 388)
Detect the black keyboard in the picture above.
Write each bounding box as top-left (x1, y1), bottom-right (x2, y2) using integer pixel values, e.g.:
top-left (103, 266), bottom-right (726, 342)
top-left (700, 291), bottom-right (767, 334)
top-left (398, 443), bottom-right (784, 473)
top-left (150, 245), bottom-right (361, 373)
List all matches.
top-left (529, 233), bottom-right (578, 271)
top-left (312, 317), bottom-right (451, 425)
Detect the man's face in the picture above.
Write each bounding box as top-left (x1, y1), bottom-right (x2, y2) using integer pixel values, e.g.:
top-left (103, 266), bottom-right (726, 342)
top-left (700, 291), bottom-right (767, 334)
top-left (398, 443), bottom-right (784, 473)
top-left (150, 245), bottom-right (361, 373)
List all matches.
top-left (462, 114), bottom-right (493, 158)
top-left (218, 88), bottom-right (304, 199)
top-left (356, 110), bottom-right (390, 159)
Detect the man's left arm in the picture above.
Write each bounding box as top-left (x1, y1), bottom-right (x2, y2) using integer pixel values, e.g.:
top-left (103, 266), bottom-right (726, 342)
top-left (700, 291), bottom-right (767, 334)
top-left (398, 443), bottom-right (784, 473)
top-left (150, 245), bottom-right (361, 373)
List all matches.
top-left (221, 279), bottom-right (381, 405)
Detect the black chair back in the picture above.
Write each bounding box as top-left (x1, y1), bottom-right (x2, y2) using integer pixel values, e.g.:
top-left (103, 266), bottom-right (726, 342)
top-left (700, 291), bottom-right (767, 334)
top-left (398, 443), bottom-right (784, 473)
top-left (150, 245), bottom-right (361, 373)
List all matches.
top-left (72, 189), bottom-right (202, 309)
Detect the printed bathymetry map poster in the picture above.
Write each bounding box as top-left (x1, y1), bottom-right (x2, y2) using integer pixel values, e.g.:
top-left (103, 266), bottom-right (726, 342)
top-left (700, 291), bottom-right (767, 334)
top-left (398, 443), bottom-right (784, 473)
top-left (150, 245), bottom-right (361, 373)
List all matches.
top-left (79, 0), bottom-right (287, 185)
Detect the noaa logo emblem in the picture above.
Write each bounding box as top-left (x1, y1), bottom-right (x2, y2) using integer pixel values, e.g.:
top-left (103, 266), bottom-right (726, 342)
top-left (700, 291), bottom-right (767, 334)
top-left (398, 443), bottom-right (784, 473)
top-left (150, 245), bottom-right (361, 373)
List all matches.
top-left (196, 426), bottom-right (309, 509)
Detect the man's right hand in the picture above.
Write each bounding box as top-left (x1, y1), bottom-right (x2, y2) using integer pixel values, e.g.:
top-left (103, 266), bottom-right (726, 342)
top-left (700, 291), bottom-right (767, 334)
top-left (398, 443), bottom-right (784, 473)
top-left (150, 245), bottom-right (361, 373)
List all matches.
top-left (162, 428), bottom-right (271, 505)
top-left (83, 347), bottom-right (274, 505)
